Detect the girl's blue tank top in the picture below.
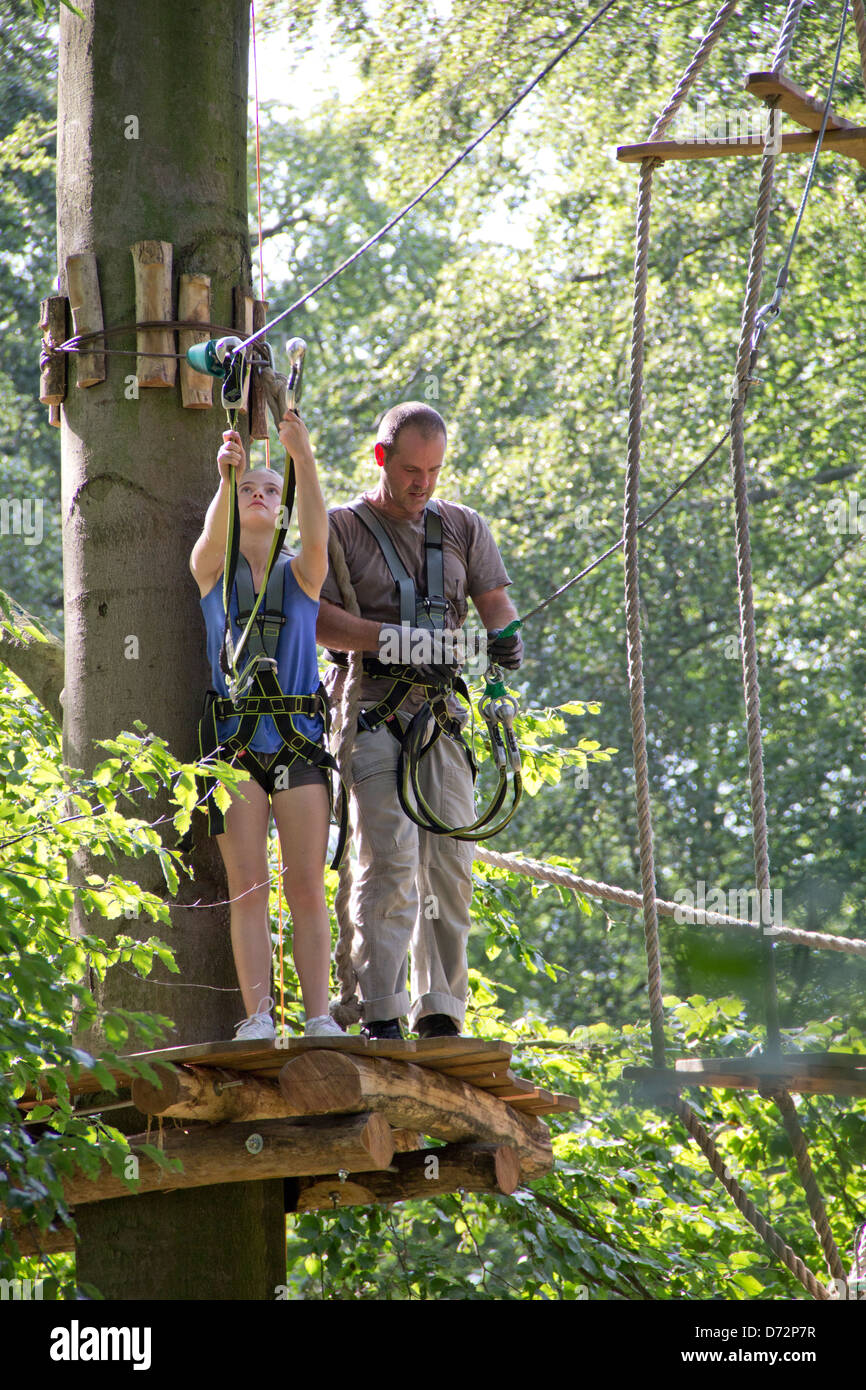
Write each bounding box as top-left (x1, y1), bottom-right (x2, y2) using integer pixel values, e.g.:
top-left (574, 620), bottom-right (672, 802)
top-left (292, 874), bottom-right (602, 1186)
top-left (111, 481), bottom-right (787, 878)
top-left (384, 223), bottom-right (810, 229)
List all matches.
top-left (200, 556), bottom-right (323, 754)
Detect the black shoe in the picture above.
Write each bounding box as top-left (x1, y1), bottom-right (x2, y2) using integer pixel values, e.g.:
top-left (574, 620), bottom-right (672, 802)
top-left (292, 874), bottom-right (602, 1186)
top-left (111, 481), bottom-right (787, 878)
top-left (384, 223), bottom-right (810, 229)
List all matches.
top-left (361, 1018), bottom-right (404, 1040)
top-left (416, 1013), bottom-right (460, 1038)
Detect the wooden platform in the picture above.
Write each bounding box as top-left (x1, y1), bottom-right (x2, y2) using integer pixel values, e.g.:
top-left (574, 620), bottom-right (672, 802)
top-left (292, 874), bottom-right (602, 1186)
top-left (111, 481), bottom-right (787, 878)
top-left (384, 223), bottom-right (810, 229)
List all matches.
top-left (623, 1052), bottom-right (866, 1099)
top-left (17, 1034), bottom-right (579, 1120)
top-left (4, 1036), bottom-right (580, 1244)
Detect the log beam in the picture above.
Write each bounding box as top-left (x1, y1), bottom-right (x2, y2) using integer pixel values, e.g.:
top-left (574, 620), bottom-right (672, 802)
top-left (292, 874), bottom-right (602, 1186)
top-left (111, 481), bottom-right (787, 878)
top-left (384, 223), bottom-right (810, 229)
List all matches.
top-left (293, 1142), bottom-right (522, 1212)
top-left (278, 1050), bottom-right (553, 1179)
top-left (131, 1064), bottom-right (290, 1122)
top-left (59, 1112), bottom-right (394, 1207)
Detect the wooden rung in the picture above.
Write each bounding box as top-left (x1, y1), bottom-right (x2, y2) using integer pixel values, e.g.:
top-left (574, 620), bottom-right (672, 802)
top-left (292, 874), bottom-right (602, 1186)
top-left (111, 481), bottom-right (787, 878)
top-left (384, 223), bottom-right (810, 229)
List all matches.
top-left (623, 1053), bottom-right (866, 1099)
top-left (744, 70), bottom-right (856, 134)
top-left (616, 127), bottom-right (866, 171)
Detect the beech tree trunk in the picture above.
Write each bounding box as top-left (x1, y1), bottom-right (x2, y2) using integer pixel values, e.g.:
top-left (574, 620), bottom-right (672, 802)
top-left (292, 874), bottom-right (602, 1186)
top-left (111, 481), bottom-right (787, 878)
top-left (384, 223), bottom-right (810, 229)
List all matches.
top-left (57, 0), bottom-right (286, 1299)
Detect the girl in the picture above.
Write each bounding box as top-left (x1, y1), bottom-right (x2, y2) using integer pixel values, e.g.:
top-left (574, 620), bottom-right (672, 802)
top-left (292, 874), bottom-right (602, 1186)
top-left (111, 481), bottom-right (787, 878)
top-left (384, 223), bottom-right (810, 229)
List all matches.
top-left (189, 412), bottom-right (342, 1040)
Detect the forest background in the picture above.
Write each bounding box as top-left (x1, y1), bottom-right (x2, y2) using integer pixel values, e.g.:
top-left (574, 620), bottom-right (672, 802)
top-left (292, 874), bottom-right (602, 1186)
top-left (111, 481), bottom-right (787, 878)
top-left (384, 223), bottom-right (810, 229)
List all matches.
top-left (1, 0), bottom-right (865, 1301)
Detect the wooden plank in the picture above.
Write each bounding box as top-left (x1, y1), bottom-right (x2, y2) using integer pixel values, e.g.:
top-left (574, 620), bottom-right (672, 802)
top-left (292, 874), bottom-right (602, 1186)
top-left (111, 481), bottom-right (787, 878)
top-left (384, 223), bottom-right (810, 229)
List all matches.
top-left (616, 127), bottom-right (866, 170)
top-left (65, 252), bottom-right (105, 386)
top-left (676, 1053), bottom-right (866, 1077)
top-left (744, 71), bottom-right (856, 133)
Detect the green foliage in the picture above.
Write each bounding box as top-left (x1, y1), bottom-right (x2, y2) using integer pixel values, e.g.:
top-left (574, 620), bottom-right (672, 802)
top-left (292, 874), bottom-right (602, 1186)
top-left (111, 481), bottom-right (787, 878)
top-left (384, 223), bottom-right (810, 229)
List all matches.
top-left (4, 0), bottom-right (866, 1300)
top-left (0, 668), bottom-right (231, 1291)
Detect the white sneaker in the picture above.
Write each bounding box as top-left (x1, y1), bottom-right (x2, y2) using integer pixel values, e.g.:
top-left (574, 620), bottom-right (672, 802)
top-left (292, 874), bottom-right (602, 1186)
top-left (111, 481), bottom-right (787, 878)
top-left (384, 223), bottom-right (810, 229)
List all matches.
top-left (234, 996), bottom-right (276, 1041)
top-left (304, 1014), bottom-right (345, 1038)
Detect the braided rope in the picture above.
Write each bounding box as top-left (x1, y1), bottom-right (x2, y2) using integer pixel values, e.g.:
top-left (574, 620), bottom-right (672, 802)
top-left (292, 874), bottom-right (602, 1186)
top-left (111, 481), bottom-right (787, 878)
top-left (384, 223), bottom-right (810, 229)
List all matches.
top-left (623, 156), bottom-right (666, 1068)
top-left (725, 0), bottom-right (844, 1283)
top-left (854, 0), bottom-right (866, 88)
top-left (649, 0), bottom-right (738, 141)
top-left (622, 1), bottom-right (741, 1074)
top-left (674, 1098), bottom-right (830, 1299)
top-left (772, 1089), bottom-right (847, 1281)
top-left (473, 847), bottom-right (866, 957)
top-left (325, 532), bottom-right (364, 1027)
top-left (772, 0), bottom-right (806, 73)
top-left (620, 0), bottom-right (839, 1298)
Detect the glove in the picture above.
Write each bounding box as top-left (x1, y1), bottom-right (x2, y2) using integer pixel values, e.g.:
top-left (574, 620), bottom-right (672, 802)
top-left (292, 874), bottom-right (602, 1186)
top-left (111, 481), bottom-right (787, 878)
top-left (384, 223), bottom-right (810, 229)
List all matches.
top-left (487, 628), bottom-right (524, 670)
top-left (378, 623), bottom-right (459, 685)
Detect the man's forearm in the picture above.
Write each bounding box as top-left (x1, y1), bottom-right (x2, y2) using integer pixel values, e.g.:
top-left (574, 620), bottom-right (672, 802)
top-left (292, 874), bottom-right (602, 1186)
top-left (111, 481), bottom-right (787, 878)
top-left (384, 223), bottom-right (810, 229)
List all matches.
top-left (316, 599), bottom-right (382, 652)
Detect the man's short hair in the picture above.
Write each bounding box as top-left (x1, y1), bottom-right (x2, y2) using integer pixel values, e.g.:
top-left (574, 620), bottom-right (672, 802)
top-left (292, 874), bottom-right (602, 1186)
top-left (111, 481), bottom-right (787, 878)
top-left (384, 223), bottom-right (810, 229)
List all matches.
top-left (376, 402), bottom-right (447, 460)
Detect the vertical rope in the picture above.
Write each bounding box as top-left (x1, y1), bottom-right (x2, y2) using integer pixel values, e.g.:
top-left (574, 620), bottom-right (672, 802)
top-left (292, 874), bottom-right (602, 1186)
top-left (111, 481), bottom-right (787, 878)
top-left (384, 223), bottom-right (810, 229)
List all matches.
top-left (623, 0), bottom-right (738, 1071)
top-left (250, 0), bottom-right (270, 470)
top-left (623, 158), bottom-right (666, 1068)
top-left (277, 837), bottom-right (285, 1032)
top-left (725, 1), bottom-right (844, 1283)
top-left (728, 111), bottom-right (780, 1050)
top-left (853, 0), bottom-right (866, 87)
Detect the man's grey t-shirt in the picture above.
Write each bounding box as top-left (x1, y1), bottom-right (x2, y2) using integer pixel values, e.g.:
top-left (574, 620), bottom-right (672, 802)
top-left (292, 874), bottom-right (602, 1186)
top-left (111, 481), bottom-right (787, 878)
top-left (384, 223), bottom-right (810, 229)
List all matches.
top-left (320, 495), bottom-right (511, 713)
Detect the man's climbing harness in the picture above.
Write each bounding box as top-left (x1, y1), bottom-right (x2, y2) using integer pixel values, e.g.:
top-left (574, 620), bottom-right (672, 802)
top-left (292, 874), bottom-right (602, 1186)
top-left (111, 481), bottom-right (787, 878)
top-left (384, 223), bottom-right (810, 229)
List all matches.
top-left (327, 499), bottom-right (523, 840)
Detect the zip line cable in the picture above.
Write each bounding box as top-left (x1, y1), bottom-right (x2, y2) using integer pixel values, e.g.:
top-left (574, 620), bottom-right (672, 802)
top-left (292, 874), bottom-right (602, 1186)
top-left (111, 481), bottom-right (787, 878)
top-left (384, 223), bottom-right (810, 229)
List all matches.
top-left (237, 0), bottom-right (620, 351)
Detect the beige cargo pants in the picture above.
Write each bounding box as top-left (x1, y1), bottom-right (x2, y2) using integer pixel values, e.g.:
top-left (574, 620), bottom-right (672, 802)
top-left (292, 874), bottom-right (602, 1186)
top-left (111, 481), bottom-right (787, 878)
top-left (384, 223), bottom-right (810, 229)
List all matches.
top-left (348, 715), bottom-right (476, 1028)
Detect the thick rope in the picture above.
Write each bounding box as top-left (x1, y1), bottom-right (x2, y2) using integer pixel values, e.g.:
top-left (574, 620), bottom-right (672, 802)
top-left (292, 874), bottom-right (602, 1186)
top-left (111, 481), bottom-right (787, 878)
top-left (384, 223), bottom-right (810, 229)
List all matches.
top-left (648, 0), bottom-right (739, 141)
top-left (772, 0), bottom-right (806, 73)
top-left (674, 1099), bottom-right (830, 1299)
top-left (725, 1), bottom-right (845, 1283)
top-left (854, 0), bottom-right (866, 88)
top-left (623, 157), bottom-right (666, 1070)
top-left (729, 112), bottom-right (781, 1048)
top-left (621, 0), bottom-right (840, 1296)
top-left (772, 1089), bottom-right (847, 1282)
top-left (325, 531), bottom-right (364, 1027)
top-left (473, 847), bottom-right (866, 958)
top-left (623, 1), bottom-right (739, 1072)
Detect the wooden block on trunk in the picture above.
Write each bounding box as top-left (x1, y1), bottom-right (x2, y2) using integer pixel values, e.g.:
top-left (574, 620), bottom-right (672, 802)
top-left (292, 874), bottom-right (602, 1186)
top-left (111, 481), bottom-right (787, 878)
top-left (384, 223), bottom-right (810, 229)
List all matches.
top-left (39, 296), bottom-right (68, 405)
top-left (65, 253), bottom-right (105, 387)
top-left (178, 273), bottom-right (213, 408)
top-left (131, 239), bottom-right (176, 387)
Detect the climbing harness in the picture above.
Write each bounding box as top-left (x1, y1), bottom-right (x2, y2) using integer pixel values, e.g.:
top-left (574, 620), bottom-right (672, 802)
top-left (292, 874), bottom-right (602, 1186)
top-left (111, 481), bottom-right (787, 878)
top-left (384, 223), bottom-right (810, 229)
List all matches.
top-left (194, 550), bottom-right (348, 869)
top-left (187, 337), bottom-right (348, 866)
top-left (329, 499), bottom-right (523, 840)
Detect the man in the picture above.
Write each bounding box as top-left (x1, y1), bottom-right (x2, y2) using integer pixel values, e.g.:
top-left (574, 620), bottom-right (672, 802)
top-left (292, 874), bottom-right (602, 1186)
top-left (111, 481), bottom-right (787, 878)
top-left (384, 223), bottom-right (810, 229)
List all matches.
top-left (316, 401), bottom-right (522, 1040)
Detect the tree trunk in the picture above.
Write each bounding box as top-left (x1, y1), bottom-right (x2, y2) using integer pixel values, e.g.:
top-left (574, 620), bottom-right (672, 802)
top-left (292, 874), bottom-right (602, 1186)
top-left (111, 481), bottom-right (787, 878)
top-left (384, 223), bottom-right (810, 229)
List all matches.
top-left (57, 0), bottom-right (285, 1299)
